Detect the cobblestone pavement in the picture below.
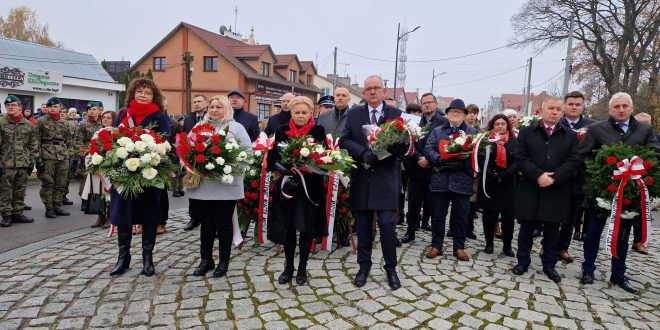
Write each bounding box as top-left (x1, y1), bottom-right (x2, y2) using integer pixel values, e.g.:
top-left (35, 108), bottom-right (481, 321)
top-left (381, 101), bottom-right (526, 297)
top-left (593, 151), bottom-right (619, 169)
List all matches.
top-left (0, 208), bottom-right (658, 329)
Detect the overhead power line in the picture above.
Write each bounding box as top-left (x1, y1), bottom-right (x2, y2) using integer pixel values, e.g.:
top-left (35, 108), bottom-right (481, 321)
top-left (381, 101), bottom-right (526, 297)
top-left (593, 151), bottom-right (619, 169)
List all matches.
top-left (531, 69), bottom-right (564, 89)
top-left (337, 42), bottom-right (521, 63)
top-left (434, 65), bottom-right (526, 88)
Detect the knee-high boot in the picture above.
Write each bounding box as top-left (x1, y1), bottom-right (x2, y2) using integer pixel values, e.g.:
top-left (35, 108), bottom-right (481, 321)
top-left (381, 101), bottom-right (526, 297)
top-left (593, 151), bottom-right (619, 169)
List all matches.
top-left (141, 224), bottom-right (156, 276)
top-left (110, 226), bottom-right (132, 276)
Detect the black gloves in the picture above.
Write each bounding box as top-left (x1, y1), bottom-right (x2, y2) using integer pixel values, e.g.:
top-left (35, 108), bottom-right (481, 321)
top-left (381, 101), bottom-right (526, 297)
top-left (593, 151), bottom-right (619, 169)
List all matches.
top-left (36, 163), bottom-right (45, 174)
top-left (361, 150), bottom-right (378, 165)
top-left (282, 176), bottom-right (300, 196)
top-left (26, 164), bottom-right (34, 175)
top-left (386, 142), bottom-right (408, 157)
top-left (274, 162), bottom-right (293, 176)
top-left (69, 159), bottom-right (78, 170)
top-left (0, 165), bottom-right (4, 177)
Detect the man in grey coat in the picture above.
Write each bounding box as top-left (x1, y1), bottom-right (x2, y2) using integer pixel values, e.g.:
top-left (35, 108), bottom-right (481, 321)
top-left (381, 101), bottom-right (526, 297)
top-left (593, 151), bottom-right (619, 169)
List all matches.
top-left (318, 87), bottom-right (351, 136)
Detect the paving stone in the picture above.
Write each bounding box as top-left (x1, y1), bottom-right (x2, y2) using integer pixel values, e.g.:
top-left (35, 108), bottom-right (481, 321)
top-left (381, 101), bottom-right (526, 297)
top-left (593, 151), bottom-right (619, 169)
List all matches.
top-left (458, 314), bottom-right (483, 328)
top-left (517, 309), bottom-right (548, 323)
top-left (428, 318), bottom-right (453, 330)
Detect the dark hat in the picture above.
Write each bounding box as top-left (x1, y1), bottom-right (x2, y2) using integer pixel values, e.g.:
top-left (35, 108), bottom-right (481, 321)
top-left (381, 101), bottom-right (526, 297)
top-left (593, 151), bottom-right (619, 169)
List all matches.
top-left (318, 95), bottom-right (335, 107)
top-left (4, 95), bottom-right (20, 104)
top-left (94, 101), bottom-right (104, 108)
top-left (228, 89), bottom-right (245, 99)
top-left (445, 99), bottom-right (467, 114)
top-left (85, 102), bottom-right (94, 109)
top-left (273, 99), bottom-right (283, 107)
top-left (46, 97), bottom-right (61, 107)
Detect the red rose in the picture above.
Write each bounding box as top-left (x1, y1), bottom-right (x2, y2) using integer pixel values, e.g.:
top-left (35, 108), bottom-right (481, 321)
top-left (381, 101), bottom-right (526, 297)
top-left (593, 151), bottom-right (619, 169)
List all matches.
top-left (111, 133), bottom-right (120, 139)
top-left (195, 144), bottom-right (206, 152)
top-left (293, 149), bottom-right (301, 156)
top-left (577, 135), bottom-right (584, 140)
top-left (196, 134), bottom-right (206, 143)
top-left (211, 146), bottom-right (220, 154)
top-left (103, 143), bottom-right (112, 151)
top-left (338, 187), bottom-right (342, 193)
top-left (394, 122), bottom-right (404, 131)
top-left (341, 193), bottom-right (348, 200)
top-left (310, 152), bottom-right (320, 159)
top-left (339, 207), bottom-right (347, 214)
top-left (154, 135), bottom-right (162, 144)
top-left (211, 135), bottom-right (221, 144)
top-left (606, 156), bottom-right (617, 165)
top-left (251, 193), bottom-right (258, 200)
top-left (244, 210), bottom-right (251, 216)
top-left (136, 129), bottom-right (145, 135)
top-left (250, 181), bottom-right (259, 188)
top-left (131, 136), bottom-right (141, 142)
top-left (386, 119), bottom-right (393, 123)
top-left (125, 130), bottom-right (134, 137)
top-left (607, 184), bottom-right (617, 193)
top-left (623, 199), bottom-right (632, 206)
top-left (179, 132), bottom-right (188, 140)
top-left (243, 197), bottom-right (250, 203)
top-left (195, 154), bottom-right (206, 163)
top-left (617, 161), bottom-right (625, 168)
top-left (269, 185), bottom-right (275, 191)
top-left (89, 145), bottom-right (100, 155)
top-left (452, 133), bottom-right (459, 139)
top-left (645, 177), bottom-right (654, 185)
top-left (643, 161), bottom-right (652, 169)
top-left (269, 196), bottom-right (273, 202)
top-left (462, 143), bottom-right (470, 151)
top-left (396, 116), bottom-right (403, 122)
top-left (90, 139), bottom-right (97, 145)
top-left (466, 136), bottom-right (473, 143)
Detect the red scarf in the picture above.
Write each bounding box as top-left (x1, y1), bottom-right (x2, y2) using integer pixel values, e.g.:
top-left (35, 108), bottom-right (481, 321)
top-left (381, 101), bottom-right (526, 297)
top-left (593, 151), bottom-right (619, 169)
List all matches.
top-left (48, 112), bottom-right (61, 121)
top-left (121, 100), bottom-right (160, 127)
top-left (285, 118), bottom-right (315, 138)
top-left (7, 113), bottom-right (24, 123)
top-left (494, 131), bottom-right (509, 168)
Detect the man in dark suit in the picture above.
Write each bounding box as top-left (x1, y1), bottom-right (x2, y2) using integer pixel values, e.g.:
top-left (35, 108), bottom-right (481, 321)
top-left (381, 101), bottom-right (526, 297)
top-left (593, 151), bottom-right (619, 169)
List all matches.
top-left (265, 93), bottom-right (295, 135)
top-left (512, 96), bottom-right (580, 283)
top-left (182, 95), bottom-right (209, 231)
top-left (579, 92), bottom-right (659, 293)
top-left (401, 93), bottom-right (448, 243)
top-left (556, 91), bottom-right (597, 261)
top-left (228, 89), bottom-right (260, 142)
top-left (340, 75), bottom-right (405, 290)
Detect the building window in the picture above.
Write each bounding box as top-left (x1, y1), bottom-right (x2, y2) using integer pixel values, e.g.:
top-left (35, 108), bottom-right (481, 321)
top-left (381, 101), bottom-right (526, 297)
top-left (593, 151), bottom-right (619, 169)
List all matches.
top-left (204, 56), bottom-right (218, 72)
top-left (261, 62), bottom-right (270, 76)
top-left (257, 103), bottom-right (270, 121)
top-left (153, 57), bottom-right (166, 71)
top-left (289, 70), bottom-right (297, 82)
top-left (307, 75), bottom-right (313, 86)
top-left (321, 87), bottom-right (331, 96)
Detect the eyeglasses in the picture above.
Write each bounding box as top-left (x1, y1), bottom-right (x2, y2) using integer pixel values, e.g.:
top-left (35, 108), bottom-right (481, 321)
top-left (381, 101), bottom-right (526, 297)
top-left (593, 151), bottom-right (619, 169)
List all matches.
top-left (364, 87), bottom-right (383, 92)
top-left (421, 101), bottom-right (436, 106)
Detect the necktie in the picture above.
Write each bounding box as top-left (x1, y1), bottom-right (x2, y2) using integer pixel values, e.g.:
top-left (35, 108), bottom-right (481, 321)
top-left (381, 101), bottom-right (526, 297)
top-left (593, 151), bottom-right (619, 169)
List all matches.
top-left (545, 126), bottom-right (553, 137)
top-left (618, 122), bottom-right (628, 133)
top-left (370, 110), bottom-right (377, 125)
top-left (196, 116), bottom-right (202, 123)
top-left (569, 122), bottom-right (575, 129)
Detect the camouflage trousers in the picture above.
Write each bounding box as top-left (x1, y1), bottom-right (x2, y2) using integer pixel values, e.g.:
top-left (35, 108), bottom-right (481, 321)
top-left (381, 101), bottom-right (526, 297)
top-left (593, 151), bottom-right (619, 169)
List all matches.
top-left (39, 160), bottom-right (69, 209)
top-left (0, 167), bottom-right (29, 216)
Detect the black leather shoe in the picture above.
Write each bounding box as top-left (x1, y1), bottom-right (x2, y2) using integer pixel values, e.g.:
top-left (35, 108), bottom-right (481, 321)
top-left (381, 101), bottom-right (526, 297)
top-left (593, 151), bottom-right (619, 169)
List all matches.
top-left (354, 268), bottom-right (369, 287)
top-left (45, 209), bottom-right (57, 218)
top-left (278, 268), bottom-right (294, 284)
top-left (512, 264), bottom-right (528, 275)
top-left (23, 205), bottom-right (32, 210)
top-left (543, 267), bottom-right (561, 283)
top-left (141, 253), bottom-right (155, 277)
top-left (610, 275), bottom-right (637, 294)
top-left (581, 271), bottom-right (594, 284)
top-left (502, 247), bottom-right (515, 257)
top-left (484, 245), bottom-right (494, 254)
top-left (296, 271), bottom-right (307, 285)
top-left (421, 224), bottom-right (431, 231)
top-left (110, 256), bottom-right (131, 276)
top-left (401, 232), bottom-right (415, 243)
top-left (466, 232), bottom-right (477, 240)
top-left (183, 220), bottom-right (200, 231)
top-left (395, 238), bottom-right (402, 247)
top-left (62, 198), bottom-right (73, 206)
top-left (12, 214), bottom-right (34, 223)
top-left (213, 261), bottom-right (229, 278)
top-left (446, 230), bottom-right (453, 237)
top-left (386, 270), bottom-right (401, 290)
top-left (532, 228), bottom-right (542, 238)
top-left (192, 260), bottom-right (215, 276)
top-left (54, 209), bottom-right (70, 216)
top-left (172, 191), bottom-right (182, 197)
top-left (339, 236), bottom-right (350, 247)
top-left (178, 190), bottom-right (185, 196)
top-left (0, 216), bottom-right (12, 227)
top-left (573, 229), bottom-right (582, 241)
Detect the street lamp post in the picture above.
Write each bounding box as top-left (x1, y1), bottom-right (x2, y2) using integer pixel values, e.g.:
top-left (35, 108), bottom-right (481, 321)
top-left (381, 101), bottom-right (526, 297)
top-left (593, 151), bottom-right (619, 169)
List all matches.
top-left (393, 24), bottom-right (421, 104)
top-left (431, 69), bottom-right (447, 93)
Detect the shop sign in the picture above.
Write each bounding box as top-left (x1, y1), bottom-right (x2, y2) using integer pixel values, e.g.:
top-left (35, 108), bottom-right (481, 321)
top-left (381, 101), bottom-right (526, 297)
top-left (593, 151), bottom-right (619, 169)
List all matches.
top-left (0, 65), bottom-right (62, 93)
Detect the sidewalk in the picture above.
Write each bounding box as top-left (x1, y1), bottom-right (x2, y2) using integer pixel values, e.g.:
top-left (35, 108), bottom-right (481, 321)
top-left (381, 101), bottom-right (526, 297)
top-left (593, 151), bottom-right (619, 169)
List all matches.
top-left (0, 208), bottom-right (658, 329)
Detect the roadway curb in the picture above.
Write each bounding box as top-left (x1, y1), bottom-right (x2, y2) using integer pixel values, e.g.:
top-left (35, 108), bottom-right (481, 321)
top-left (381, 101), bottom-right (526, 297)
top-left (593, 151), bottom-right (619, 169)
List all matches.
top-left (0, 227), bottom-right (99, 264)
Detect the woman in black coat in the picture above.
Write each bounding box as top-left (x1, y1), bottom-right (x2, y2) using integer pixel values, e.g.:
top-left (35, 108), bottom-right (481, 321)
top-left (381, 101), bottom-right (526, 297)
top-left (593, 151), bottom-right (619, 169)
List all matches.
top-left (267, 96), bottom-right (328, 286)
top-left (109, 78), bottom-right (171, 277)
top-left (477, 114), bottom-right (518, 256)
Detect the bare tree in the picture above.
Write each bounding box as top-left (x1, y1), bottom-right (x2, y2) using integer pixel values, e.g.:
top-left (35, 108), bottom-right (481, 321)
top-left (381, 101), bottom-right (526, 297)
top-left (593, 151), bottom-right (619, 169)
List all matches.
top-left (0, 5), bottom-right (63, 47)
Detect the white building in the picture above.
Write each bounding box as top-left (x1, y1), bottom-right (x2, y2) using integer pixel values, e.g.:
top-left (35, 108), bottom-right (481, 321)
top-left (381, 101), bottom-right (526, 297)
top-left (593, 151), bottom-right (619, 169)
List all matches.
top-left (314, 74), bottom-right (363, 108)
top-left (0, 38), bottom-right (124, 113)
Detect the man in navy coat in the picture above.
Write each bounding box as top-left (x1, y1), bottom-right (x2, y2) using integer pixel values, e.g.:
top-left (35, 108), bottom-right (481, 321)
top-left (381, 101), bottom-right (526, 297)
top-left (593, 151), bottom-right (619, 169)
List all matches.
top-left (340, 75), bottom-right (405, 290)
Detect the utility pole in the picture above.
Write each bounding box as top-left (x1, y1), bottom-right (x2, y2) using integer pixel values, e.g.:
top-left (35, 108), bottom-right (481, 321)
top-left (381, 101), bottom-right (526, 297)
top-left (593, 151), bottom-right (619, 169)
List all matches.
top-left (524, 57), bottom-right (533, 116)
top-left (393, 23), bottom-right (400, 102)
top-left (333, 47), bottom-right (337, 93)
top-left (183, 51), bottom-right (194, 115)
top-left (338, 62), bottom-right (350, 77)
top-left (562, 16), bottom-right (575, 97)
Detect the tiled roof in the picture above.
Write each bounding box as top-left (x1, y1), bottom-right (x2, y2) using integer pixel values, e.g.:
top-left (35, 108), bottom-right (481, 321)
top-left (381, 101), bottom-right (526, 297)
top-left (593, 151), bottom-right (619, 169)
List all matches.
top-left (405, 92), bottom-right (418, 104)
top-left (0, 37), bottom-right (116, 83)
top-left (275, 54), bottom-right (297, 67)
top-left (300, 61), bottom-right (316, 74)
top-left (230, 45), bottom-right (269, 59)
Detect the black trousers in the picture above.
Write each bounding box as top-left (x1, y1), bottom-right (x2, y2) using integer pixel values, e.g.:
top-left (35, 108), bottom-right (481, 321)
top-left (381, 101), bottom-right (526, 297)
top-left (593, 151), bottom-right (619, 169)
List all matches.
top-left (355, 210), bottom-right (397, 272)
top-left (159, 189), bottom-right (169, 226)
top-left (191, 199), bottom-right (236, 262)
top-left (284, 226), bottom-right (313, 272)
top-left (558, 194), bottom-right (584, 251)
top-left (482, 209), bottom-right (514, 248)
top-left (517, 221), bottom-right (560, 270)
top-left (406, 178), bottom-right (432, 232)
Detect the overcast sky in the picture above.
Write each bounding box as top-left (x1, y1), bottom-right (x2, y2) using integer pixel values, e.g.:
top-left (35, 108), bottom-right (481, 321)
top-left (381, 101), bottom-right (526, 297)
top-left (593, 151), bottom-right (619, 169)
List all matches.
top-left (2, 0), bottom-right (569, 107)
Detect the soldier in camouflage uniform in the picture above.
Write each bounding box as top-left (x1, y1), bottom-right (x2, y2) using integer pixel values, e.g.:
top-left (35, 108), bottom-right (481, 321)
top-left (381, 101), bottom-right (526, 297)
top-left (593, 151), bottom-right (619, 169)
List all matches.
top-left (75, 101), bottom-right (103, 202)
top-left (62, 107), bottom-right (79, 206)
top-left (36, 97), bottom-right (73, 218)
top-left (0, 95), bottom-right (39, 227)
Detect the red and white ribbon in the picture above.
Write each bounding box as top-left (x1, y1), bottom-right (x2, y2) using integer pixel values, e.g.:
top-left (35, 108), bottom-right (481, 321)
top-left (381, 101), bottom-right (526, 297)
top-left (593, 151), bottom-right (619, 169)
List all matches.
top-left (321, 173), bottom-right (340, 251)
top-left (606, 156), bottom-right (651, 258)
top-left (253, 132), bottom-right (276, 245)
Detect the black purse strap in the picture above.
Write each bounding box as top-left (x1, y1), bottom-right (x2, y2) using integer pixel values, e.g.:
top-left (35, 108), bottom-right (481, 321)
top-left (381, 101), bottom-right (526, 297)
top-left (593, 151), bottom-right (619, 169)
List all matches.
top-left (88, 174), bottom-right (94, 194)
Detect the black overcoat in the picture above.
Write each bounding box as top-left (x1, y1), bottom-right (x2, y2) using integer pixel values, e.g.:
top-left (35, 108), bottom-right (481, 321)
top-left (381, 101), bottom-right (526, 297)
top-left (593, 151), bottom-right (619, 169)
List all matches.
top-left (514, 123), bottom-right (579, 224)
top-left (477, 136), bottom-right (517, 211)
top-left (339, 102), bottom-right (402, 210)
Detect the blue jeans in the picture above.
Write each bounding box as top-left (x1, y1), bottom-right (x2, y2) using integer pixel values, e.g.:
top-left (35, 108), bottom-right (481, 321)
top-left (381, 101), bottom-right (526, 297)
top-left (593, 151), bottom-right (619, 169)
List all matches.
top-left (430, 192), bottom-right (470, 251)
top-left (582, 204), bottom-right (631, 277)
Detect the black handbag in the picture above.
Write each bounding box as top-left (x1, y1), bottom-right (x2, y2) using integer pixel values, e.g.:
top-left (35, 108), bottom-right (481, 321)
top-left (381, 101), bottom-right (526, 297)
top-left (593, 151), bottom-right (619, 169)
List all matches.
top-left (84, 175), bottom-right (106, 216)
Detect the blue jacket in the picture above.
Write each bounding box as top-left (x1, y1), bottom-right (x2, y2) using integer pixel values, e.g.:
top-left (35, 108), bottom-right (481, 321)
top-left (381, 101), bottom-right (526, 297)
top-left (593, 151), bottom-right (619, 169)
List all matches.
top-left (408, 113), bottom-right (448, 179)
top-left (424, 122), bottom-right (477, 195)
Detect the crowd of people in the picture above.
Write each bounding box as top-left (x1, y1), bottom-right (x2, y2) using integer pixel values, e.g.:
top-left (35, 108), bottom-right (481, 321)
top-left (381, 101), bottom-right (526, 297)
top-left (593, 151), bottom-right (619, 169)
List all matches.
top-left (1, 74), bottom-right (657, 293)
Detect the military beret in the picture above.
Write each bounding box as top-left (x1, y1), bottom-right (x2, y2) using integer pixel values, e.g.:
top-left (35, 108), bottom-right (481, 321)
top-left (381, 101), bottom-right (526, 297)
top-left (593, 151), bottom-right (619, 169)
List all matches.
top-left (46, 97), bottom-right (61, 107)
top-left (318, 95), bottom-right (335, 107)
top-left (94, 101), bottom-right (104, 108)
top-left (4, 95), bottom-right (20, 105)
top-left (85, 102), bottom-right (94, 109)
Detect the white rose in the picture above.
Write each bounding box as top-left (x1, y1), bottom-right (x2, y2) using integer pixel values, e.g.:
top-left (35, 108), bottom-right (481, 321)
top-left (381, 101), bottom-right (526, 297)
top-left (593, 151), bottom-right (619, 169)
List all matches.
top-left (237, 151), bottom-right (247, 161)
top-left (141, 167), bottom-right (158, 180)
top-left (454, 137), bottom-right (466, 145)
top-left (124, 142), bottom-right (135, 152)
top-left (161, 141), bottom-right (172, 151)
top-left (300, 148), bottom-right (310, 157)
top-left (221, 174), bottom-right (234, 184)
top-left (334, 154), bottom-right (343, 160)
top-left (232, 141), bottom-right (240, 149)
top-left (146, 141), bottom-right (157, 151)
top-left (218, 130), bottom-right (226, 136)
top-left (150, 154), bottom-right (161, 166)
top-left (321, 155), bottom-right (333, 164)
top-left (155, 144), bottom-right (168, 156)
top-left (134, 141), bottom-right (147, 152)
top-left (255, 150), bottom-right (263, 157)
top-left (223, 165), bottom-right (232, 174)
top-left (116, 147), bottom-right (128, 159)
top-left (139, 153), bottom-right (153, 165)
top-left (216, 157), bottom-right (225, 165)
top-left (91, 153), bottom-right (104, 165)
top-left (315, 147), bottom-right (325, 154)
top-left (205, 163), bottom-right (216, 170)
top-left (124, 158), bottom-right (140, 171)
top-left (117, 137), bottom-right (132, 147)
top-left (249, 169), bottom-right (256, 176)
top-left (140, 134), bottom-right (154, 142)
top-left (225, 142), bottom-right (234, 150)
